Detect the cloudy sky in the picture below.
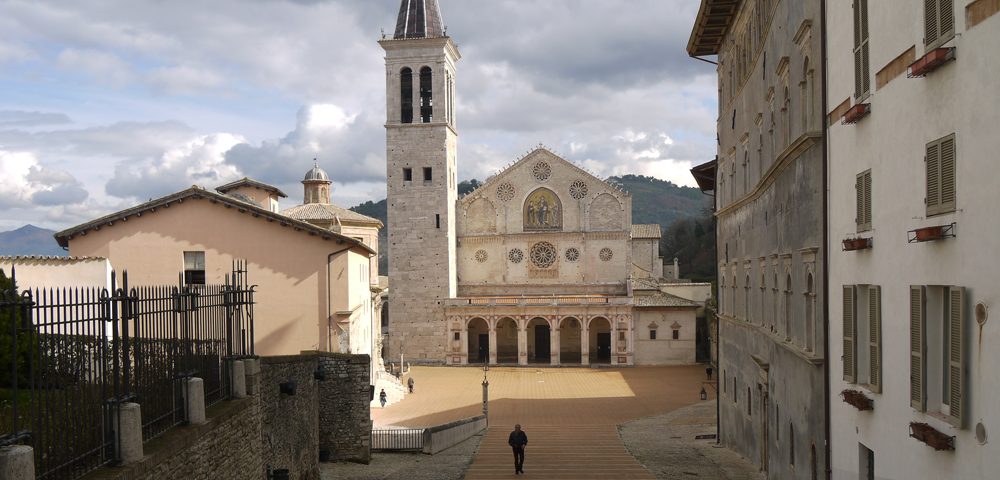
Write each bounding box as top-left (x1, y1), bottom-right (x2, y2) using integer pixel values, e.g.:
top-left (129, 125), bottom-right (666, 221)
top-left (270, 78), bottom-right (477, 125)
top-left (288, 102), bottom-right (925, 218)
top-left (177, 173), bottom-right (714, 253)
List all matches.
top-left (0, 0), bottom-right (717, 231)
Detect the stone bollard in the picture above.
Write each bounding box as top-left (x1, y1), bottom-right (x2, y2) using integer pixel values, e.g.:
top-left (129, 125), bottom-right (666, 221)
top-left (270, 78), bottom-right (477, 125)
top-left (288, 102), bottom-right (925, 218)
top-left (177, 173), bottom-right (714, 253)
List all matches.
top-left (243, 358), bottom-right (260, 395)
top-left (113, 402), bottom-right (144, 465)
top-left (184, 377), bottom-right (206, 424)
top-left (0, 445), bottom-right (34, 479)
top-left (231, 360), bottom-right (247, 399)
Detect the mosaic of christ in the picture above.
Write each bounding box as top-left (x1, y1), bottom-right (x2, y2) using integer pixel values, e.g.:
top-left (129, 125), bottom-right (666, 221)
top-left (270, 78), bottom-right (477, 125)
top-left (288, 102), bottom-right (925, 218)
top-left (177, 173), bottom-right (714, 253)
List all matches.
top-left (523, 188), bottom-right (562, 231)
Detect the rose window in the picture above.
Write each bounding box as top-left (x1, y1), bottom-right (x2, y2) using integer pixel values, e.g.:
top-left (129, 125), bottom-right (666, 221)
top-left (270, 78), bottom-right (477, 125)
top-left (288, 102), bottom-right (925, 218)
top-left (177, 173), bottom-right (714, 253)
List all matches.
top-left (475, 249), bottom-right (489, 263)
top-left (569, 180), bottom-right (588, 199)
top-left (564, 247), bottom-right (580, 262)
top-left (599, 248), bottom-right (614, 262)
top-left (496, 182), bottom-right (515, 202)
top-left (532, 161), bottom-right (552, 182)
top-left (508, 248), bottom-right (524, 264)
top-left (529, 242), bottom-right (557, 269)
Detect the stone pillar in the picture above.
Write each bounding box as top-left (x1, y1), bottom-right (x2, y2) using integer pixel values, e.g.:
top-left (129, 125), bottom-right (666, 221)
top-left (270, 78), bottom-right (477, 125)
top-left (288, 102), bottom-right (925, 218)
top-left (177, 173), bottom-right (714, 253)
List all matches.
top-left (610, 321), bottom-right (618, 366)
top-left (184, 377), bottom-right (206, 425)
top-left (488, 327), bottom-right (498, 365)
top-left (517, 319), bottom-right (528, 366)
top-left (244, 357), bottom-right (260, 395)
top-left (0, 445), bottom-right (34, 479)
top-left (113, 402), bottom-right (143, 465)
top-left (231, 360), bottom-right (247, 399)
top-left (581, 325), bottom-right (590, 366)
top-left (550, 324), bottom-right (560, 366)
top-left (460, 320), bottom-right (469, 365)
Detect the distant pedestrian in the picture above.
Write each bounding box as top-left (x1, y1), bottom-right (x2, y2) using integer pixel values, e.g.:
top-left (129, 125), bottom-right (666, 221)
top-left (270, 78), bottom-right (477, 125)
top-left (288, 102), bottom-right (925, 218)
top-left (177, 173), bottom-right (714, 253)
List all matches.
top-left (379, 389), bottom-right (387, 408)
top-left (407, 376), bottom-right (414, 393)
top-left (706, 366), bottom-right (714, 380)
top-left (508, 424), bottom-right (528, 475)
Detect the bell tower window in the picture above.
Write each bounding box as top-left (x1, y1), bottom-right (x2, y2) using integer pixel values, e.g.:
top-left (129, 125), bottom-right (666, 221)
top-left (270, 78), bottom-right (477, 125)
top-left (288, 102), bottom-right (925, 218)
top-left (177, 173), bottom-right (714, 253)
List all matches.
top-left (400, 67), bottom-right (413, 124)
top-left (420, 66), bottom-right (433, 123)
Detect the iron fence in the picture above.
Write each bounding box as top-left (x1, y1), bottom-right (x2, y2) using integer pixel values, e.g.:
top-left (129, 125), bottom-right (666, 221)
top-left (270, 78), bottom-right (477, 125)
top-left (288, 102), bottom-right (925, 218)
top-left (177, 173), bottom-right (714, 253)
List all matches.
top-left (0, 260), bottom-right (255, 480)
top-left (371, 428), bottom-right (425, 451)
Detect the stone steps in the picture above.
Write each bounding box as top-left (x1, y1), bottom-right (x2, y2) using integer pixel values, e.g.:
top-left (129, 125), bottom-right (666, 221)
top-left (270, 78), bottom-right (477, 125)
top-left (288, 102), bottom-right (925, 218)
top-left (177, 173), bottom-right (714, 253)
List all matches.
top-left (464, 425), bottom-right (655, 479)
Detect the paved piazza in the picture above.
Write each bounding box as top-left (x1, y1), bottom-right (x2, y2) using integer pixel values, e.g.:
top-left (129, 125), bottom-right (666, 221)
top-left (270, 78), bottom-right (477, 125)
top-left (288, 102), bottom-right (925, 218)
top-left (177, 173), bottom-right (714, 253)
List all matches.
top-left (373, 365), bottom-right (714, 479)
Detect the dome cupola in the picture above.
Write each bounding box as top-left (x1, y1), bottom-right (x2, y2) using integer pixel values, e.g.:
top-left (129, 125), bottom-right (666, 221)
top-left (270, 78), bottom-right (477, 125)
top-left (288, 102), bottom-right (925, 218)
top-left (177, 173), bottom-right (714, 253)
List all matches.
top-left (303, 160), bottom-right (332, 204)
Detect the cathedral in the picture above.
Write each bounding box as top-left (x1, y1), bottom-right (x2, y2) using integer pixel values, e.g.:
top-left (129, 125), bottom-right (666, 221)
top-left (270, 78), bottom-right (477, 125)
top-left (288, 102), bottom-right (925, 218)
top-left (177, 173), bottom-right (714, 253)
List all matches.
top-left (382, 0), bottom-right (700, 366)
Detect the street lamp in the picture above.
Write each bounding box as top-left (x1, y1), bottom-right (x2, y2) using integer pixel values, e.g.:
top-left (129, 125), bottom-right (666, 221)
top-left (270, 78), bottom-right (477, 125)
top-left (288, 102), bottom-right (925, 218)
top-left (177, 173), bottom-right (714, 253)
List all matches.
top-left (482, 362), bottom-right (490, 425)
top-left (700, 386), bottom-right (708, 401)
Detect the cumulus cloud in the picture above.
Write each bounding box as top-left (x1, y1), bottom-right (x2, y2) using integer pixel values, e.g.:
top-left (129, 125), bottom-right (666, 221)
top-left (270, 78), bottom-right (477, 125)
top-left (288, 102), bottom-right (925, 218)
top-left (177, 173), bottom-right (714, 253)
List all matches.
top-left (0, 150), bottom-right (88, 208)
top-left (106, 132), bottom-right (245, 199)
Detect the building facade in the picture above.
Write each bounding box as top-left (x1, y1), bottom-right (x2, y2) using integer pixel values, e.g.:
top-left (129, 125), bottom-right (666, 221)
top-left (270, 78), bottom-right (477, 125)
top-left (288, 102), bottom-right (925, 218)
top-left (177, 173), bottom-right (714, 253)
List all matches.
top-left (827, 1), bottom-right (1000, 478)
top-left (689, 0), bottom-right (827, 477)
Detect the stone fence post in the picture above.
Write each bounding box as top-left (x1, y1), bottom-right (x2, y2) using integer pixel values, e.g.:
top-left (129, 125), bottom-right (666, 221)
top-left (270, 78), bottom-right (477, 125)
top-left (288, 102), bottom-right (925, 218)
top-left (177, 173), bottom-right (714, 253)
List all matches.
top-left (113, 402), bottom-right (144, 465)
top-left (0, 445), bottom-right (34, 479)
top-left (184, 377), bottom-right (206, 425)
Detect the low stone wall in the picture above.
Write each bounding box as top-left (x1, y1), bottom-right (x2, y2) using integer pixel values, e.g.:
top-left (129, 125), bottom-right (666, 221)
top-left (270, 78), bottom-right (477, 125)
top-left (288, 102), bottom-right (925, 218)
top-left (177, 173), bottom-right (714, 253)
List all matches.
top-left (422, 415), bottom-right (488, 455)
top-left (317, 353), bottom-right (373, 464)
top-left (261, 355), bottom-right (321, 480)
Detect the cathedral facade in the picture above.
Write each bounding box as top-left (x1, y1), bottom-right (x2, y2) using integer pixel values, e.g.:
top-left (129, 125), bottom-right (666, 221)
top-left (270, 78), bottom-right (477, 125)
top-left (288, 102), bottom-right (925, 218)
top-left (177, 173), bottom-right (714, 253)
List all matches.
top-left (382, 0), bottom-right (699, 366)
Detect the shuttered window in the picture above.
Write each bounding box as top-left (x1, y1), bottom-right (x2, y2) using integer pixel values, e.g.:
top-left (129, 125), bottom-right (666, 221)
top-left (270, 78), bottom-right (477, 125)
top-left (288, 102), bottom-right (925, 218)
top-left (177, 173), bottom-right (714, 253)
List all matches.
top-left (910, 286), bottom-right (926, 411)
top-left (868, 286), bottom-right (882, 393)
top-left (925, 0), bottom-right (956, 51)
top-left (856, 170), bottom-right (872, 231)
top-left (946, 286), bottom-right (965, 426)
top-left (843, 286), bottom-right (857, 383)
top-left (853, 0), bottom-right (871, 100)
top-left (926, 134), bottom-right (957, 216)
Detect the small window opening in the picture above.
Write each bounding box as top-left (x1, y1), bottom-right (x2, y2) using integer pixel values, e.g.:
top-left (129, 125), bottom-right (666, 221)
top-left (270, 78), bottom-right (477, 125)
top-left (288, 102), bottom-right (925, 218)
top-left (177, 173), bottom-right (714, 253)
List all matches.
top-left (403, 168), bottom-right (412, 181)
top-left (649, 329), bottom-right (657, 340)
top-left (453, 332), bottom-right (460, 341)
top-left (435, 214), bottom-right (440, 229)
top-left (618, 331), bottom-right (625, 341)
top-left (672, 329), bottom-right (680, 340)
top-left (420, 66), bottom-right (433, 123)
top-left (183, 251), bottom-right (205, 285)
top-left (423, 167), bottom-right (432, 182)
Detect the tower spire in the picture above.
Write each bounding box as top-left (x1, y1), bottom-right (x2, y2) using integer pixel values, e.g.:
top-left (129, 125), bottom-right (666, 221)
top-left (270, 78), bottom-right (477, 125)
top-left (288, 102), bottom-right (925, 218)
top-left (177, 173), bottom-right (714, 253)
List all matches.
top-left (394, 0), bottom-right (445, 39)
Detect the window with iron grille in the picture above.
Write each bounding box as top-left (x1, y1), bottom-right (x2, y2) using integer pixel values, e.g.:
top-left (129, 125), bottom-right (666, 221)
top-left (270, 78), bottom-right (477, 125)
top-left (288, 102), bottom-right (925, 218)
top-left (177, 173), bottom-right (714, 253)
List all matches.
top-left (183, 251), bottom-right (205, 285)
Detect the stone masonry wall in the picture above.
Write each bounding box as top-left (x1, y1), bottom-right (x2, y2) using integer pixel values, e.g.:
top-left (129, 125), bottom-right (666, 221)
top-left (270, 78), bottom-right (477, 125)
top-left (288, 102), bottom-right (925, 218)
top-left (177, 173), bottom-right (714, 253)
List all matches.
top-left (261, 355), bottom-right (321, 480)
top-left (317, 353), bottom-right (372, 463)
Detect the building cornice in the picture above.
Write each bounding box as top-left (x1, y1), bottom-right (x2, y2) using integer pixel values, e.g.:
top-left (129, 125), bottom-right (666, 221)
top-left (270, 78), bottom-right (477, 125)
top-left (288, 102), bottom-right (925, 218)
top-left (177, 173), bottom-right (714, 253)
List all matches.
top-left (715, 132), bottom-right (822, 218)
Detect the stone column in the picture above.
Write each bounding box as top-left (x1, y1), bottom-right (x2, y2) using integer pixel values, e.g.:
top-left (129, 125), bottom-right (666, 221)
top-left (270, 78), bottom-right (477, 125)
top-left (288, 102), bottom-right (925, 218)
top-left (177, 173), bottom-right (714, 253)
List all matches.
top-left (550, 320), bottom-right (560, 366)
top-left (581, 322), bottom-right (590, 366)
top-left (517, 319), bottom-right (528, 366)
top-left (0, 445), bottom-right (34, 479)
top-left (460, 319), bottom-right (469, 365)
top-left (488, 327), bottom-right (498, 365)
top-left (610, 319), bottom-right (618, 366)
top-left (231, 360), bottom-right (247, 399)
top-left (184, 377), bottom-right (206, 425)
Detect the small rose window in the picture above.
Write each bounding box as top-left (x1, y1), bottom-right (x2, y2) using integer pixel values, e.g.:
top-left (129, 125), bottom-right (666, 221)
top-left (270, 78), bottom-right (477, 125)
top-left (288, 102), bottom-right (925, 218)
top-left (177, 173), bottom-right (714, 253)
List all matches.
top-left (599, 248), bottom-right (613, 262)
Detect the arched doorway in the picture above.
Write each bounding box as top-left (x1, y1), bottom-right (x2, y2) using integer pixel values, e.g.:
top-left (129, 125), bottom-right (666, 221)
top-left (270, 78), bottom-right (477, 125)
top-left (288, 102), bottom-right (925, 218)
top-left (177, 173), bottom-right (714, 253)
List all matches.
top-left (559, 317), bottom-right (582, 364)
top-left (526, 317), bottom-right (551, 363)
top-left (467, 318), bottom-right (489, 364)
top-left (588, 317), bottom-right (611, 364)
top-left (496, 317), bottom-right (518, 364)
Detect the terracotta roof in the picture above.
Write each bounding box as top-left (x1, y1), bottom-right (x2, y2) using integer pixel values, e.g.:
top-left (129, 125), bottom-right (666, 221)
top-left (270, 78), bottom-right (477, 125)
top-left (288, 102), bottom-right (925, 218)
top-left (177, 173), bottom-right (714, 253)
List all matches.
top-left (632, 277), bottom-right (661, 291)
top-left (634, 292), bottom-right (700, 308)
top-left (394, 0), bottom-right (445, 39)
top-left (215, 177), bottom-right (287, 198)
top-left (53, 186), bottom-right (374, 255)
top-left (281, 203), bottom-right (383, 228)
top-left (631, 224), bottom-right (661, 239)
top-left (687, 0), bottom-right (741, 56)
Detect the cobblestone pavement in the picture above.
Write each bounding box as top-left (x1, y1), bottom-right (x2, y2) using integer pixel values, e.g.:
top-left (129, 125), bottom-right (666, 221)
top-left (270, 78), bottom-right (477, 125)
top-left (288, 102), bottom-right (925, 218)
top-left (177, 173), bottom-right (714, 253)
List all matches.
top-left (322, 365), bottom-right (756, 480)
top-left (620, 401), bottom-right (763, 480)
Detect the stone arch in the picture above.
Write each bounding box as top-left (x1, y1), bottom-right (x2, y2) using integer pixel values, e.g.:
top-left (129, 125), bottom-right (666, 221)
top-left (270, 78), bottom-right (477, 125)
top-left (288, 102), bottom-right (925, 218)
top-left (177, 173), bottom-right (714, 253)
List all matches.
top-left (465, 197), bottom-right (497, 234)
top-left (419, 66), bottom-right (433, 123)
top-left (526, 317), bottom-right (551, 363)
top-left (559, 317), bottom-right (582, 364)
top-left (589, 193), bottom-right (622, 231)
top-left (588, 316), bottom-right (611, 364)
top-left (467, 317), bottom-right (489, 364)
top-left (495, 317), bottom-right (518, 364)
top-left (522, 187), bottom-right (562, 231)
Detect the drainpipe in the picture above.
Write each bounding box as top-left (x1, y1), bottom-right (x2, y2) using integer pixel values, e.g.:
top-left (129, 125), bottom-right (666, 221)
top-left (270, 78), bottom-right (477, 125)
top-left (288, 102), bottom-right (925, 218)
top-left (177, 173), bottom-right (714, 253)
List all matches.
top-left (820, 1), bottom-right (832, 478)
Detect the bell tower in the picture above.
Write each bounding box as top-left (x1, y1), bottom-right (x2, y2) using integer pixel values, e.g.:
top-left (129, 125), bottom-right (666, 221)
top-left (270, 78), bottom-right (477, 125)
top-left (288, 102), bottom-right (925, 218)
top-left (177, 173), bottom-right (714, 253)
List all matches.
top-left (380, 0), bottom-right (459, 363)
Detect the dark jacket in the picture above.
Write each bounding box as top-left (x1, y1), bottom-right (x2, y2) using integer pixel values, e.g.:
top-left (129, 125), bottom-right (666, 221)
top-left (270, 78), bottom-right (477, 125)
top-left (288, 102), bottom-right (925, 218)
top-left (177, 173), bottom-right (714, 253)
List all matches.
top-left (508, 430), bottom-right (528, 447)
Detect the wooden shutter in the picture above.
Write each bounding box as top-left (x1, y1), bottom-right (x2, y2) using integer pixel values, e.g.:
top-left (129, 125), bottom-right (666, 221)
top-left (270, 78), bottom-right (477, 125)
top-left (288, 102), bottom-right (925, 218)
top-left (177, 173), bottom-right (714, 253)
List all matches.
top-left (868, 286), bottom-right (882, 392)
top-left (947, 286), bottom-right (965, 426)
top-left (926, 0), bottom-right (956, 50)
top-left (843, 286), bottom-right (856, 383)
top-left (940, 134), bottom-right (956, 213)
top-left (857, 170), bottom-right (872, 231)
top-left (926, 140), bottom-right (942, 215)
top-left (910, 286), bottom-right (926, 411)
top-left (854, 0), bottom-right (871, 100)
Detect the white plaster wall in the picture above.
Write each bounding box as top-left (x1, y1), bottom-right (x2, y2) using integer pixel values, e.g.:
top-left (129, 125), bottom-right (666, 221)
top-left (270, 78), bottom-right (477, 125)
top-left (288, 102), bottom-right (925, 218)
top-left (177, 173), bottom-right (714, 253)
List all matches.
top-left (633, 308), bottom-right (697, 365)
top-left (827, 2), bottom-right (1000, 478)
top-left (0, 258), bottom-right (111, 290)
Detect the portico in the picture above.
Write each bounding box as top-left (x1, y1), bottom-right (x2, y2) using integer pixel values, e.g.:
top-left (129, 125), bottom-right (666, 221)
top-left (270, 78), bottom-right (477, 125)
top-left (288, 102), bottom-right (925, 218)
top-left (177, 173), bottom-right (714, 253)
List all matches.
top-left (444, 295), bottom-right (634, 366)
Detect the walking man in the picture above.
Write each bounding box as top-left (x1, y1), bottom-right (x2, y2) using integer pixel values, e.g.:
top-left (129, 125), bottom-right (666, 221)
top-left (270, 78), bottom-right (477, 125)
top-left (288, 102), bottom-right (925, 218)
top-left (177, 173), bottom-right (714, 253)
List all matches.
top-left (379, 389), bottom-right (387, 408)
top-left (407, 376), bottom-right (414, 393)
top-left (508, 423), bottom-right (528, 475)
